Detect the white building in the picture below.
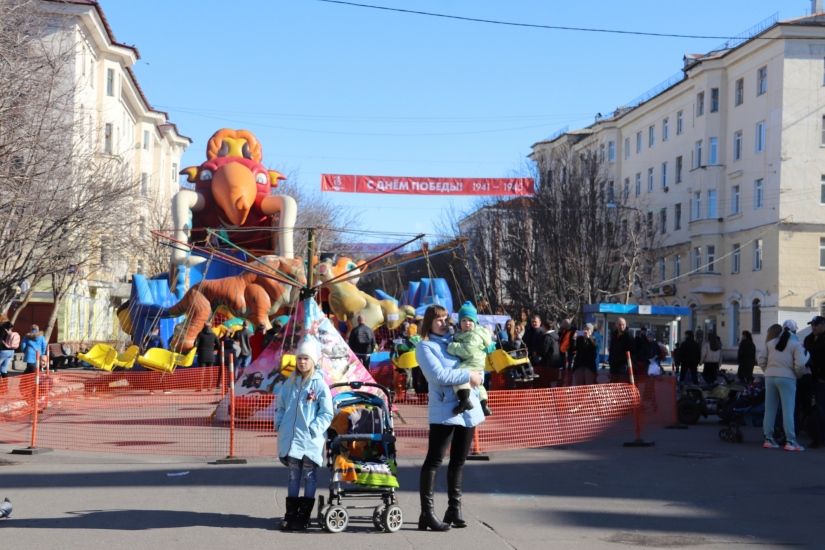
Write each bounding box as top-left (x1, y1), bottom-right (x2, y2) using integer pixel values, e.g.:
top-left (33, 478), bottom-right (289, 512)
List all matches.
top-left (530, 9), bottom-right (825, 351)
top-left (19, 0), bottom-right (191, 342)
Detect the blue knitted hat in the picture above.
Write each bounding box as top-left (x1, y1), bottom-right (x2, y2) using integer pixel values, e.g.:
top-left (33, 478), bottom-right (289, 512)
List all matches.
top-left (457, 301), bottom-right (478, 324)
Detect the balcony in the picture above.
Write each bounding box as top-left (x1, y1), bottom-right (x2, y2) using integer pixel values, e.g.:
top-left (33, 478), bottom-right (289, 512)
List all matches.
top-left (688, 271), bottom-right (723, 294)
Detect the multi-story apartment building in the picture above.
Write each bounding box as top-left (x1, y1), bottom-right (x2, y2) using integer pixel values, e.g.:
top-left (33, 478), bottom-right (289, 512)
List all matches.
top-left (530, 9), bottom-right (825, 350)
top-left (15, 0), bottom-right (190, 342)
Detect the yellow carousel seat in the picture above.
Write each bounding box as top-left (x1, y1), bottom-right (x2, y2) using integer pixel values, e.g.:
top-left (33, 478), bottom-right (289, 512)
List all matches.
top-left (391, 350), bottom-right (418, 370)
top-left (137, 348), bottom-right (197, 374)
top-left (281, 354), bottom-right (296, 376)
top-left (113, 345), bottom-right (139, 369)
top-left (486, 348), bottom-right (530, 373)
top-left (77, 344), bottom-right (119, 372)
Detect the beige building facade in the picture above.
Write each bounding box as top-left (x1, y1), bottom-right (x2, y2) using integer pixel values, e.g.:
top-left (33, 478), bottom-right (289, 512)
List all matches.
top-left (530, 12), bottom-right (825, 352)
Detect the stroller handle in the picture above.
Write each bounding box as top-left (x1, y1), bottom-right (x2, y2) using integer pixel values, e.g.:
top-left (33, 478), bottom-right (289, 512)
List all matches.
top-left (330, 381), bottom-right (394, 408)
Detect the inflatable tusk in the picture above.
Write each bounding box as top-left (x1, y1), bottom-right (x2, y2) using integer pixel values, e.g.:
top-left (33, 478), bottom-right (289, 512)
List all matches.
top-left (261, 194), bottom-right (297, 259)
top-left (171, 189), bottom-right (206, 266)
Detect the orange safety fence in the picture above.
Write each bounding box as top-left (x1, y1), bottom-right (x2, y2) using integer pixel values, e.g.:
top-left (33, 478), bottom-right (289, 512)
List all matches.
top-left (0, 369), bottom-right (676, 458)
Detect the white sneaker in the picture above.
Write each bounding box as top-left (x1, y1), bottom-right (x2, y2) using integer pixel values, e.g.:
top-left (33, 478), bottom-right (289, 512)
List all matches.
top-left (784, 440), bottom-right (804, 452)
top-left (763, 437), bottom-right (780, 449)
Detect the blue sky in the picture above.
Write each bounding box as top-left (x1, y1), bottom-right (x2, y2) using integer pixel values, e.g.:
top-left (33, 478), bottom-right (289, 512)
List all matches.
top-left (103, 0), bottom-right (805, 238)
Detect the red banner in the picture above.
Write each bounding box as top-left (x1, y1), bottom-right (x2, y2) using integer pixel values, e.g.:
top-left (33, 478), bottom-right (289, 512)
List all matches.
top-left (321, 174), bottom-right (535, 196)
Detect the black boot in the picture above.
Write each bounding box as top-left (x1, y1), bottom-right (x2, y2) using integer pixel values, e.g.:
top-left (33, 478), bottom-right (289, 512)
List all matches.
top-left (279, 497), bottom-right (299, 530)
top-left (419, 469), bottom-right (451, 531)
top-left (452, 389), bottom-right (473, 415)
top-left (480, 399), bottom-right (493, 417)
top-left (443, 468), bottom-right (467, 528)
top-left (289, 497), bottom-right (315, 530)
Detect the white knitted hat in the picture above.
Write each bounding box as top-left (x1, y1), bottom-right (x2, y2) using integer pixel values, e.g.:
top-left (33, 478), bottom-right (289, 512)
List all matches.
top-left (294, 338), bottom-right (319, 365)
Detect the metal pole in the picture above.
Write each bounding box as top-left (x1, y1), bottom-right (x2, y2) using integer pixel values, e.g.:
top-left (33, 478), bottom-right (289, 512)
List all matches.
top-left (220, 341), bottom-right (225, 396)
top-left (30, 351), bottom-right (40, 448)
top-left (228, 353), bottom-right (236, 457)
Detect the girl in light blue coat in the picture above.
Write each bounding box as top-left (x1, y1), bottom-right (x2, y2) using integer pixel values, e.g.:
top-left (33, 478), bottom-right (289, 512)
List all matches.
top-left (415, 305), bottom-right (485, 532)
top-left (275, 338), bottom-right (333, 531)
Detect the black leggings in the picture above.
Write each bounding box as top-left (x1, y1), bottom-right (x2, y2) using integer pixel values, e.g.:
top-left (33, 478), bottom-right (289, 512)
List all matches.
top-left (680, 363), bottom-right (699, 384)
top-left (702, 362), bottom-right (719, 385)
top-left (421, 424), bottom-right (475, 477)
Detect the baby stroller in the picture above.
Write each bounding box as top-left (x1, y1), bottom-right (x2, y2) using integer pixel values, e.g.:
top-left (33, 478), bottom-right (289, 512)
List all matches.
top-left (318, 381), bottom-right (402, 533)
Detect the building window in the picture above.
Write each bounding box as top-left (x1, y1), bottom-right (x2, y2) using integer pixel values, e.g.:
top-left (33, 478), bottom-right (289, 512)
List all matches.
top-left (607, 180), bottom-right (615, 202)
top-left (709, 137), bottom-right (718, 165)
top-left (697, 92), bottom-right (705, 116)
top-left (821, 238), bottom-right (825, 269)
top-left (635, 173), bottom-right (641, 196)
top-left (600, 144), bottom-right (605, 163)
top-left (821, 175), bottom-right (825, 204)
top-left (675, 203), bottom-right (682, 230)
top-left (106, 68), bottom-right (114, 96)
top-left (708, 189), bottom-right (717, 218)
top-left (659, 258), bottom-right (666, 282)
top-left (646, 212), bottom-right (654, 237)
top-left (694, 192), bottom-right (702, 220)
top-left (104, 123), bottom-right (112, 154)
top-left (694, 247), bottom-right (702, 272)
top-left (755, 121), bottom-right (766, 153)
top-left (732, 243), bottom-right (740, 274)
top-left (624, 137), bottom-right (630, 159)
top-left (660, 208), bottom-right (667, 234)
top-left (140, 173), bottom-right (149, 197)
top-left (706, 245), bottom-right (716, 272)
top-left (821, 116), bottom-right (825, 146)
top-left (676, 156), bottom-right (683, 183)
top-left (621, 220), bottom-right (628, 243)
top-left (731, 185), bottom-right (740, 214)
top-left (608, 141), bottom-right (615, 161)
top-left (755, 179), bottom-right (764, 209)
top-left (143, 130), bottom-right (149, 150)
top-left (649, 125), bottom-right (655, 147)
top-left (752, 299), bottom-right (762, 334)
top-left (661, 162), bottom-right (668, 188)
top-left (648, 168), bottom-right (654, 192)
top-left (757, 66), bottom-right (767, 96)
top-left (695, 140), bottom-right (703, 168)
top-left (663, 118), bottom-right (670, 141)
top-left (733, 130), bottom-right (743, 161)
top-left (636, 132), bottom-right (642, 153)
top-left (674, 254), bottom-right (681, 278)
top-left (172, 163), bottom-right (178, 182)
top-left (735, 78), bottom-right (744, 106)
top-left (710, 88), bottom-right (719, 112)
top-left (754, 239), bottom-right (763, 270)
top-left (623, 178), bottom-right (630, 200)
top-left (677, 110), bottom-right (684, 134)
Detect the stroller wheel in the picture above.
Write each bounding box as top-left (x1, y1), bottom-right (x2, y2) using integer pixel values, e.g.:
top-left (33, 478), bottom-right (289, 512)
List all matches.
top-left (372, 505), bottom-right (387, 531)
top-left (324, 506), bottom-right (348, 533)
top-left (718, 429), bottom-right (730, 441)
top-left (735, 431), bottom-right (744, 444)
top-left (382, 505), bottom-right (403, 533)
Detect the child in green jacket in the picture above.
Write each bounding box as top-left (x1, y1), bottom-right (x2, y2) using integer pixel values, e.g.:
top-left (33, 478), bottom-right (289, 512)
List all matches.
top-left (447, 302), bottom-right (493, 416)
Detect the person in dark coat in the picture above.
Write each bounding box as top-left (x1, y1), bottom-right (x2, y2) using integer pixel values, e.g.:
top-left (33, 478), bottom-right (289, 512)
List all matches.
top-left (536, 321), bottom-right (560, 382)
top-left (736, 330), bottom-right (756, 384)
top-left (572, 323), bottom-right (598, 385)
top-left (634, 325), bottom-right (648, 359)
top-left (194, 324), bottom-right (219, 367)
top-left (522, 314), bottom-right (543, 365)
top-left (608, 317), bottom-right (635, 380)
top-left (348, 314), bottom-right (376, 368)
top-left (234, 321), bottom-right (252, 369)
top-left (678, 330), bottom-right (702, 385)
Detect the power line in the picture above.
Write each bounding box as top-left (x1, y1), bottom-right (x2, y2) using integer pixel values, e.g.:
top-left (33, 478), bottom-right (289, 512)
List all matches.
top-left (317, 1), bottom-right (784, 40)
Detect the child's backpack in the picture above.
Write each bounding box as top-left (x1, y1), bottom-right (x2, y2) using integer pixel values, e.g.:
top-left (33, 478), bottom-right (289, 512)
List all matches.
top-left (3, 330), bottom-right (20, 350)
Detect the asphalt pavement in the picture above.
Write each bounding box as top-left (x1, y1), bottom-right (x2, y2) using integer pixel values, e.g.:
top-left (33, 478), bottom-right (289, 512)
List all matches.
top-left (0, 415), bottom-right (822, 549)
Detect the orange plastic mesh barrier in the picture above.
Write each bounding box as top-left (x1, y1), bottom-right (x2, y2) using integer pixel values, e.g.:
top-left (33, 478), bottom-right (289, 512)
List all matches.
top-left (0, 369), bottom-right (676, 458)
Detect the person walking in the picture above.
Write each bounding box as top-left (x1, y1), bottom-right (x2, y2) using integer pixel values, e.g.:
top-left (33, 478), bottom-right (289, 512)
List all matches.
top-left (234, 321), bottom-right (252, 370)
top-left (536, 321), bottom-right (560, 380)
top-left (758, 323), bottom-right (808, 451)
top-left (608, 318), bottom-right (635, 380)
top-left (348, 314), bottom-right (376, 368)
top-left (0, 321), bottom-right (19, 381)
top-left (592, 324), bottom-right (603, 371)
top-left (700, 331), bottom-right (723, 384)
top-left (572, 323), bottom-right (598, 385)
top-left (275, 339), bottom-right (333, 530)
top-left (21, 324), bottom-right (47, 374)
top-left (415, 305), bottom-right (484, 531)
top-left (679, 331), bottom-right (702, 385)
top-left (737, 331), bottom-right (757, 384)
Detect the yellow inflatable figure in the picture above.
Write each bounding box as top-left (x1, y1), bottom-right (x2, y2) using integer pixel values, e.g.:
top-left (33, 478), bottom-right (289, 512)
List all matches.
top-left (315, 255), bottom-right (406, 332)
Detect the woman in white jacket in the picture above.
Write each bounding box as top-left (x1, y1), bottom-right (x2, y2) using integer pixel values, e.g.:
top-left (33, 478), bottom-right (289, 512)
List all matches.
top-left (757, 324), bottom-right (808, 451)
top-left (699, 331), bottom-right (723, 384)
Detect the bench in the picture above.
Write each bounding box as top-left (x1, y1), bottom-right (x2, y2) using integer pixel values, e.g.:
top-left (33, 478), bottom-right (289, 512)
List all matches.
top-left (49, 343), bottom-right (81, 370)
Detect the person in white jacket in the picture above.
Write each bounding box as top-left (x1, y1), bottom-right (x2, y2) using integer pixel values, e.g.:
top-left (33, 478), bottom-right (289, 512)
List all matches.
top-left (757, 324), bottom-right (809, 451)
top-left (699, 331), bottom-right (724, 384)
